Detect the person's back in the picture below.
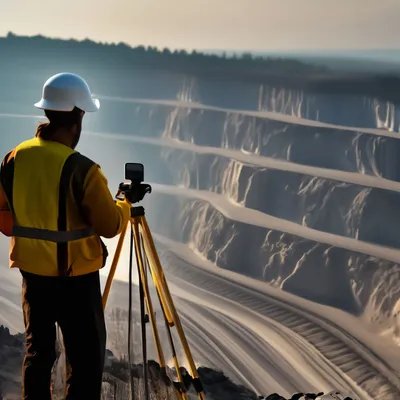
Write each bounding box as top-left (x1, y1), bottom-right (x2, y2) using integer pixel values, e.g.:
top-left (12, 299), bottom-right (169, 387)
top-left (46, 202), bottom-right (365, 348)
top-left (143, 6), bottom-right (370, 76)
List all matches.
top-left (0, 72), bottom-right (131, 400)
top-left (2, 136), bottom-right (127, 276)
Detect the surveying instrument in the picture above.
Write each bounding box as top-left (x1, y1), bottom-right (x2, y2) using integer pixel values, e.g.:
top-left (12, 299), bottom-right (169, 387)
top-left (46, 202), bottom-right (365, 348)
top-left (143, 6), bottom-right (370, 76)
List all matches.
top-left (102, 163), bottom-right (206, 400)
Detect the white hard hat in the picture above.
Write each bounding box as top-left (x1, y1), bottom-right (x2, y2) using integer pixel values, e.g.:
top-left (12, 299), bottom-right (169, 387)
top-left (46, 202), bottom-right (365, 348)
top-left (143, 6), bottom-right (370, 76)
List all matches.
top-left (34, 72), bottom-right (100, 113)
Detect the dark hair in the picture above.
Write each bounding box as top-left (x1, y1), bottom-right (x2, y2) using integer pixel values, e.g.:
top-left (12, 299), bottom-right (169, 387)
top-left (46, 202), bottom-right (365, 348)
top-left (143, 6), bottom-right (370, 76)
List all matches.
top-left (35, 107), bottom-right (83, 139)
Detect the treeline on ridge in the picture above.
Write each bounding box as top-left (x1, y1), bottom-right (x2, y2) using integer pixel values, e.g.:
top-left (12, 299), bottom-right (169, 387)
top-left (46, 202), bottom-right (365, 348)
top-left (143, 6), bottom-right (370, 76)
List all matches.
top-left (0, 32), bottom-right (327, 78)
top-left (2, 32), bottom-right (400, 102)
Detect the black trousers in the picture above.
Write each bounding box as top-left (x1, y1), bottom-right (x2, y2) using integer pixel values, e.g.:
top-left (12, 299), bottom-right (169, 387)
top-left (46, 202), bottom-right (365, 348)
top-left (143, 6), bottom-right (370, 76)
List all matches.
top-left (20, 269), bottom-right (106, 400)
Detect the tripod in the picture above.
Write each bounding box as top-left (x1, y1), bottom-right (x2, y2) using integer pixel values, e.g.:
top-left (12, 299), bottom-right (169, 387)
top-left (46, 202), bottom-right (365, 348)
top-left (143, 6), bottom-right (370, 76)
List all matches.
top-left (102, 203), bottom-right (206, 400)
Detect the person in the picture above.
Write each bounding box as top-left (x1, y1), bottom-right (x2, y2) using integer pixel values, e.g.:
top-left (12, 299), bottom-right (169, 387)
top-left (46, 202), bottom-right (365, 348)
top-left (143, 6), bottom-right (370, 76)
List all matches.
top-left (0, 72), bottom-right (131, 399)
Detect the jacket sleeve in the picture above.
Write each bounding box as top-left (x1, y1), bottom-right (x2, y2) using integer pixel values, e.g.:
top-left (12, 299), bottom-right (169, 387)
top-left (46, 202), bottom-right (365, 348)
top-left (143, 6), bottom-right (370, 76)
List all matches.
top-left (0, 183), bottom-right (13, 237)
top-left (80, 164), bottom-right (130, 238)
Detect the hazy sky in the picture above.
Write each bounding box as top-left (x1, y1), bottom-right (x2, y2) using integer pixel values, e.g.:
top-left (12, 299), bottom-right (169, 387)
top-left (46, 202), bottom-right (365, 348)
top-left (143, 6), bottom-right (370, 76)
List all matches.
top-left (1, 0), bottom-right (399, 52)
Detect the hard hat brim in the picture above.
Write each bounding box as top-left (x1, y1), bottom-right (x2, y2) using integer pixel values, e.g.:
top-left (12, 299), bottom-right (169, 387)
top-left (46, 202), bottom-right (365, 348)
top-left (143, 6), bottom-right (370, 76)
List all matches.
top-left (34, 97), bottom-right (100, 113)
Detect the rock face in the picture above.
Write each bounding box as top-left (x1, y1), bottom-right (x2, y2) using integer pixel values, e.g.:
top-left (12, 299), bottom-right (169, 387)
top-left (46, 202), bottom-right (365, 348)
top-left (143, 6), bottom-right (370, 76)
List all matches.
top-left (0, 326), bottom-right (24, 398)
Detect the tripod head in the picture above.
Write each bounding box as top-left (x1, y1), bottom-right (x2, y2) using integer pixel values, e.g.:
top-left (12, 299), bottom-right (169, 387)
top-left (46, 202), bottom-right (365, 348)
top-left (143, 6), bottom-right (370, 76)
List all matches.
top-left (117, 163), bottom-right (152, 204)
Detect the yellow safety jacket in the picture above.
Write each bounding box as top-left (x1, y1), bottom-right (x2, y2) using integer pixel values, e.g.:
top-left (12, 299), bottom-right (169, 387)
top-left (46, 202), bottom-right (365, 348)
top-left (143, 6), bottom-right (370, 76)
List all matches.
top-left (0, 137), bottom-right (130, 277)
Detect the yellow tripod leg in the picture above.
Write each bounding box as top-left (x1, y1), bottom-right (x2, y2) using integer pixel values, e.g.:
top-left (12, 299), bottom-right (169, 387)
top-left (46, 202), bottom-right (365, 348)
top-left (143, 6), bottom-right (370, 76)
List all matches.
top-left (144, 250), bottom-right (188, 400)
top-left (102, 221), bottom-right (128, 309)
top-left (132, 218), bottom-right (167, 370)
top-left (147, 257), bottom-right (174, 326)
top-left (135, 222), bottom-right (185, 400)
top-left (140, 233), bottom-right (174, 326)
top-left (139, 216), bottom-right (206, 400)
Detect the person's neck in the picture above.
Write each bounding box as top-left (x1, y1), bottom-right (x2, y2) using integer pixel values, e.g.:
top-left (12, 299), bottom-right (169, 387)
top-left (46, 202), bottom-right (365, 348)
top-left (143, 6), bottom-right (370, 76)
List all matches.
top-left (48, 129), bottom-right (74, 148)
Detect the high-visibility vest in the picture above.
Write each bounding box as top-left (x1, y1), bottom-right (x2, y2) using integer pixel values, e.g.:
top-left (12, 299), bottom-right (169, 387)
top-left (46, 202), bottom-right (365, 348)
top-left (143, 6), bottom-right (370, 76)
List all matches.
top-left (0, 137), bottom-right (106, 277)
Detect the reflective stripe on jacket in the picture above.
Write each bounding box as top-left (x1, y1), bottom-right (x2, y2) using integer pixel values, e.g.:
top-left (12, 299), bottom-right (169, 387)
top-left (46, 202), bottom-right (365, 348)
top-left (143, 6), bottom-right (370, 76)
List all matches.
top-left (0, 137), bottom-right (130, 277)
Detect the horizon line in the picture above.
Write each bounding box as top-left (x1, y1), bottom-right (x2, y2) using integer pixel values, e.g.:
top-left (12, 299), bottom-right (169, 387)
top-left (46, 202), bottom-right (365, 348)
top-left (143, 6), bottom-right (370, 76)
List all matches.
top-left (2, 32), bottom-right (400, 57)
